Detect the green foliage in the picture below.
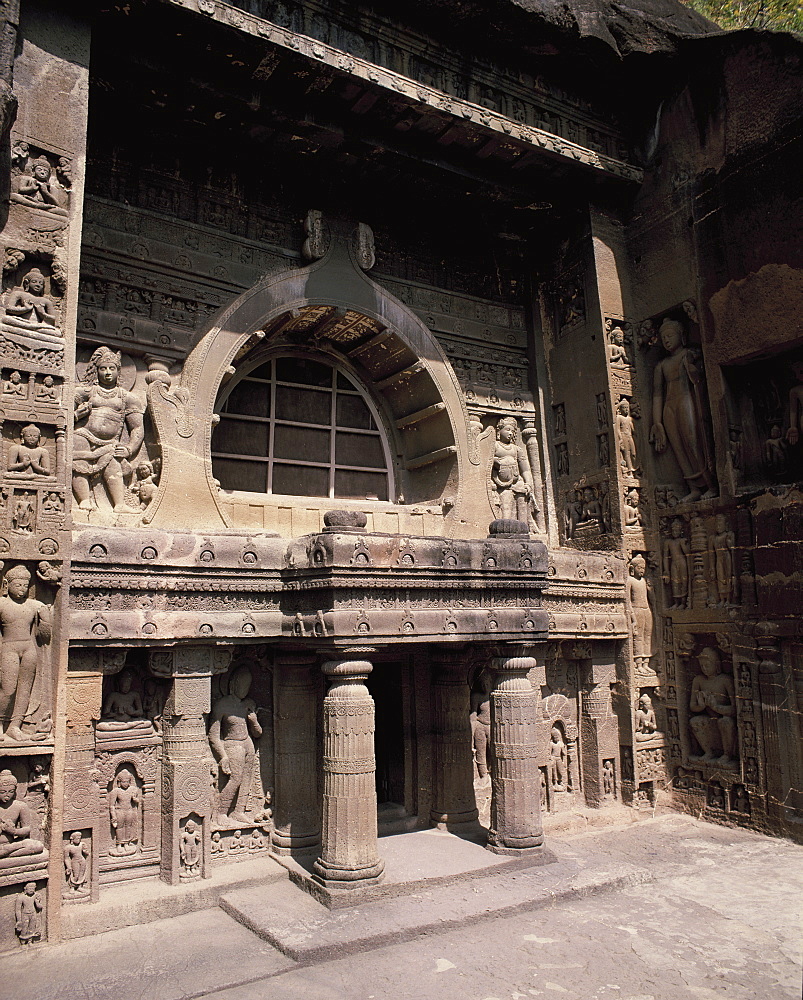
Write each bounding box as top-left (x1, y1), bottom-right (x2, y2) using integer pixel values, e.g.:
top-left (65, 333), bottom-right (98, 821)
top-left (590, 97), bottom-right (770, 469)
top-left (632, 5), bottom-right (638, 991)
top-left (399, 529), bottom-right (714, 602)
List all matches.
top-left (681, 0), bottom-right (803, 30)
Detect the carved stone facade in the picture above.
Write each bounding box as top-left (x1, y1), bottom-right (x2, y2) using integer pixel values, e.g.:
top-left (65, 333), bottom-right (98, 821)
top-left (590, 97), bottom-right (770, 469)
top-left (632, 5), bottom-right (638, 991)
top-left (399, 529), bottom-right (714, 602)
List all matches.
top-left (0, 0), bottom-right (799, 951)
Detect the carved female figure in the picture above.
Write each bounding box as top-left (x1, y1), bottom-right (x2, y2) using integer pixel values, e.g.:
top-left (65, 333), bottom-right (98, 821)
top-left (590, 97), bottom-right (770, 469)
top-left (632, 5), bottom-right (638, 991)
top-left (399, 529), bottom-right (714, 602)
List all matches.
top-left (662, 518), bottom-right (689, 610)
top-left (491, 417), bottom-right (534, 524)
top-left (108, 768), bottom-right (141, 855)
top-left (72, 347), bottom-right (145, 512)
top-left (63, 831), bottom-right (89, 894)
top-left (649, 319), bottom-right (716, 501)
top-left (627, 555), bottom-right (654, 680)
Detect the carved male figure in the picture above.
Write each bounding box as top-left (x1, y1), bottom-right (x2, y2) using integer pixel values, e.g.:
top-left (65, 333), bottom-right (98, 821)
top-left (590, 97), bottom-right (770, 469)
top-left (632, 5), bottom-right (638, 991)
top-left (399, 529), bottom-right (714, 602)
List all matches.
top-left (662, 518), bottom-right (689, 610)
top-left (15, 882), bottom-right (43, 945)
top-left (4, 370), bottom-right (26, 397)
top-left (180, 820), bottom-right (201, 876)
top-left (13, 156), bottom-right (67, 215)
top-left (708, 514), bottom-right (736, 607)
top-left (12, 495), bottom-right (34, 533)
top-left (97, 668), bottom-right (151, 731)
top-left (615, 398), bottom-right (638, 473)
top-left (4, 269), bottom-right (57, 329)
top-left (491, 416), bottom-right (535, 524)
top-left (72, 347), bottom-right (145, 512)
top-left (0, 770), bottom-right (45, 858)
top-left (8, 424), bottom-right (50, 477)
top-left (208, 665), bottom-right (263, 827)
top-left (649, 319), bottom-right (716, 501)
top-left (470, 671), bottom-right (492, 780)
top-left (36, 375), bottom-right (58, 402)
top-left (0, 565), bottom-right (51, 742)
top-left (627, 555), bottom-right (654, 680)
top-left (548, 726), bottom-right (567, 791)
top-left (109, 768), bottom-right (140, 855)
top-left (635, 694), bottom-right (658, 741)
top-left (63, 831), bottom-right (89, 894)
top-left (689, 647), bottom-right (737, 765)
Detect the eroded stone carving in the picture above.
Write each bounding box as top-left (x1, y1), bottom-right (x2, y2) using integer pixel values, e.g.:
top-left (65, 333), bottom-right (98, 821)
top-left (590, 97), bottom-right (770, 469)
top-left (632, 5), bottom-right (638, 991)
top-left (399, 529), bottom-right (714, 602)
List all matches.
top-left (649, 319), bottom-right (716, 502)
top-left (208, 665), bottom-right (263, 828)
top-left (14, 882), bottom-right (43, 946)
top-left (548, 725), bottom-right (567, 791)
top-left (179, 818), bottom-right (201, 879)
top-left (689, 647), bottom-right (737, 766)
top-left (707, 514), bottom-right (736, 608)
top-left (627, 554), bottom-right (654, 682)
top-left (11, 156), bottom-right (68, 215)
top-left (4, 269), bottom-right (59, 335)
top-left (63, 831), bottom-right (89, 896)
top-left (490, 416), bottom-right (538, 528)
top-left (0, 770), bottom-right (46, 860)
top-left (72, 347), bottom-right (145, 513)
top-left (109, 768), bottom-right (141, 855)
top-left (662, 518), bottom-right (689, 610)
top-left (0, 565), bottom-right (52, 742)
top-left (8, 424), bottom-right (51, 478)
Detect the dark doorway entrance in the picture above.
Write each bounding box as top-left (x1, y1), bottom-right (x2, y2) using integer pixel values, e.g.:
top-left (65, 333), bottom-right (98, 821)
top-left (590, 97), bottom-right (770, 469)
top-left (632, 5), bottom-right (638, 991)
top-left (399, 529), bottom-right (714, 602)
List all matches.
top-left (368, 662), bottom-right (405, 806)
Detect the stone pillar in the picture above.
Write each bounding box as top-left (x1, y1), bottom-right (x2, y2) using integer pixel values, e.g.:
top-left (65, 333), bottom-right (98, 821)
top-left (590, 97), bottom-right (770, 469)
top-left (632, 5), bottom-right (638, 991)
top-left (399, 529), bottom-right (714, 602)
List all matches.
top-left (487, 651), bottom-right (544, 855)
top-left (429, 647), bottom-right (478, 828)
top-left (313, 653), bottom-right (384, 889)
top-left (155, 648), bottom-right (228, 886)
top-left (272, 653), bottom-right (321, 854)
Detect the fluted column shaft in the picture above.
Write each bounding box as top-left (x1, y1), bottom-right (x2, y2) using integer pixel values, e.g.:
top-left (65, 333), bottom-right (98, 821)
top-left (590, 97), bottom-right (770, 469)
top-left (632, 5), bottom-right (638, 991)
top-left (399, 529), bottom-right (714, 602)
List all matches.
top-left (272, 655), bottom-right (320, 854)
top-left (430, 649), bottom-right (478, 826)
top-left (313, 655), bottom-right (384, 887)
top-left (487, 654), bottom-right (544, 855)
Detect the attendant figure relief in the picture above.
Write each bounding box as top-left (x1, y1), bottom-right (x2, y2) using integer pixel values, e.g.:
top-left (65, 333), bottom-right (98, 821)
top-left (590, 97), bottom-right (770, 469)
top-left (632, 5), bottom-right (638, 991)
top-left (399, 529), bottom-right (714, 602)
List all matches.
top-left (15, 882), bottom-right (43, 945)
top-left (63, 831), bottom-right (89, 895)
top-left (72, 347), bottom-right (145, 513)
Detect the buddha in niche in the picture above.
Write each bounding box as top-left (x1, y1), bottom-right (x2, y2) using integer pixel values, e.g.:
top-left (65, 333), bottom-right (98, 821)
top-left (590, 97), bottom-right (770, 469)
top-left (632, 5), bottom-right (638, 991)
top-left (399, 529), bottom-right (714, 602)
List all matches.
top-left (208, 665), bottom-right (263, 827)
top-left (8, 424), bottom-right (51, 478)
top-left (649, 319), bottom-right (716, 502)
top-left (97, 669), bottom-right (153, 732)
top-left (0, 770), bottom-right (45, 860)
top-left (689, 647), bottom-right (737, 765)
top-left (12, 156), bottom-right (68, 215)
top-left (4, 269), bottom-right (59, 332)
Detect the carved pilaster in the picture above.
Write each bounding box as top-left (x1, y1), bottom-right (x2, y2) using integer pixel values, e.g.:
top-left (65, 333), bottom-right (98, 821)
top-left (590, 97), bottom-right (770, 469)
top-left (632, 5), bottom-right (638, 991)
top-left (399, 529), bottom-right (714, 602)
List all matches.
top-left (429, 647), bottom-right (478, 828)
top-left (487, 651), bottom-right (544, 855)
top-left (152, 648), bottom-right (216, 886)
top-left (313, 653), bottom-right (384, 888)
top-left (272, 653), bottom-right (321, 854)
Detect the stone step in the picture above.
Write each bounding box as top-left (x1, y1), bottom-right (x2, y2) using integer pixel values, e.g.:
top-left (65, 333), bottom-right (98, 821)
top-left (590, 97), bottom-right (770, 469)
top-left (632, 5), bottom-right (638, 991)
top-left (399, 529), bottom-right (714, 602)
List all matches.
top-left (62, 854), bottom-right (288, 940)
top-left (220, 844), bottom-right (651, 963)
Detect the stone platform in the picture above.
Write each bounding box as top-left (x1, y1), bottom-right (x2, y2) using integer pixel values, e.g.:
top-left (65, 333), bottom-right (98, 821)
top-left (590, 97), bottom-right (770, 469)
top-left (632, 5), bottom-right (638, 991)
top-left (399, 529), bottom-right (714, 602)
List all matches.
top-left (220, 825), bottom-right (649, 961)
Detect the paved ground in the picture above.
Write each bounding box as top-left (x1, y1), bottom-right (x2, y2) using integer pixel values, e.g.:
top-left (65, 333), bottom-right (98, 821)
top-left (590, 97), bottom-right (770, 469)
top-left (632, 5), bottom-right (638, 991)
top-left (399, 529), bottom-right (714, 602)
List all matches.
top-left (3, 813), bottom-right (801, 1000)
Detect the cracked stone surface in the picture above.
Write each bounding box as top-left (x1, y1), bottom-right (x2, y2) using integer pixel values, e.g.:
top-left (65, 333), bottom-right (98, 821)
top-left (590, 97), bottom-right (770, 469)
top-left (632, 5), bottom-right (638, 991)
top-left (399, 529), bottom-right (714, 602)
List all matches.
top-left (2, 814), bottom-right (800, 1000)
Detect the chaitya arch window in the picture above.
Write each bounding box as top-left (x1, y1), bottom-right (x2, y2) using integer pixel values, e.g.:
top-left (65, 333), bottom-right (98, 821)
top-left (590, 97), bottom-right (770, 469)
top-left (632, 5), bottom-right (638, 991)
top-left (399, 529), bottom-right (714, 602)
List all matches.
top-left (212, 355), bottom-right (393, 501)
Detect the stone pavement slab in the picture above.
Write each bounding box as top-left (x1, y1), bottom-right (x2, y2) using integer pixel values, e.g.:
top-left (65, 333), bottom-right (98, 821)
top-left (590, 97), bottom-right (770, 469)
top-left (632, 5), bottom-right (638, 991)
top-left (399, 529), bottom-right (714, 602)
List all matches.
top-left (2, 814), bottom-right (801, 1000)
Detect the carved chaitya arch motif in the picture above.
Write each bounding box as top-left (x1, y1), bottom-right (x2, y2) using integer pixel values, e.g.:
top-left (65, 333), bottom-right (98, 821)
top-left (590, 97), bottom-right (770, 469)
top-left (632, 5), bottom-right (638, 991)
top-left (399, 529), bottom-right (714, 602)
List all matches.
top-left (144, 215), bottom-right (472, 534)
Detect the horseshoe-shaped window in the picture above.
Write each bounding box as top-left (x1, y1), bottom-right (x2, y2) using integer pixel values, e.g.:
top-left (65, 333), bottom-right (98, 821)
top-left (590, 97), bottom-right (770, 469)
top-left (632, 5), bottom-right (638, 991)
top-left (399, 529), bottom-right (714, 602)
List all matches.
top-left (212, 353), bottom-right (394, 501)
